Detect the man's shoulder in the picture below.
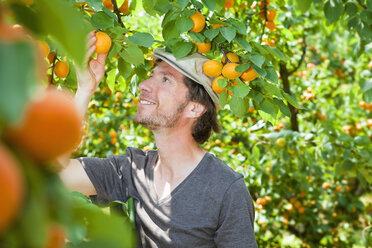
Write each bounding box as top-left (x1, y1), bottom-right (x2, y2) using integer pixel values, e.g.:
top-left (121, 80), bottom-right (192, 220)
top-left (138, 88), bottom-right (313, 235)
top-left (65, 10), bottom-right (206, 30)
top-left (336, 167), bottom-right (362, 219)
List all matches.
top-left (201, 152), bottom-right (243, 187)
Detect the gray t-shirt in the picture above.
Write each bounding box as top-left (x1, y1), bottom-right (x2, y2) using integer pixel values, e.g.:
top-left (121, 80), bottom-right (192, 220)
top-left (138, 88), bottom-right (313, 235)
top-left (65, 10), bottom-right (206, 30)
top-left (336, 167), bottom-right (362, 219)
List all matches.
top-left (79, 147), bottom-right (257, 248)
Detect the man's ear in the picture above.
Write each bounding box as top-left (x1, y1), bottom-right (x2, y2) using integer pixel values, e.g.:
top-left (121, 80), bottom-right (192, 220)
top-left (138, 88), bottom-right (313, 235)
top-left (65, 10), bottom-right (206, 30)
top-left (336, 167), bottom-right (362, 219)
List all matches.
top-left (185, 101), bottom-right (206, 119)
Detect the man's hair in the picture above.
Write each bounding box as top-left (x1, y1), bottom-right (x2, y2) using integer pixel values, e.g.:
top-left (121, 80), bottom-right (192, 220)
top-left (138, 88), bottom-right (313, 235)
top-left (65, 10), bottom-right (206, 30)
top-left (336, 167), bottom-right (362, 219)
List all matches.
top-left (183, 76), bottom-right (220, 144)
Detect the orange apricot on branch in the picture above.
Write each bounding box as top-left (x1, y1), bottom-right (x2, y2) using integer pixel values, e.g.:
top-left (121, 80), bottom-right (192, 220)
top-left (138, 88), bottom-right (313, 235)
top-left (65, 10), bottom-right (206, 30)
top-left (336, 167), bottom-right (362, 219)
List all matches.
top-left (266, 21), bottom-right (276, 31)
top-left (222, 63), bottom-right (242, 79)
top-left (54, 61), bottom-right (69, 78)
top-left (203, 60), bottom-right (223, 77)
top-left (0, 143), bottom-right (24, 235)
top-left (119, 0), bottom-right (130, 14)
top-left (95, 31), bottom-right (112, 54)
top-left (102, 0), bottom-right (113, 10)
top-left (212, 23), bottom-right (226, 29)
top-left (266, 9), bottom-right (276, 21)
top-left (221, 52), bottom-right (240, 63)
top-left (224, 0), bottom-right (234, 9)
top-left (195, 41), bottom-right (211, 53)
top-left (212, 76), bottom-right (227, 94)
top-left (190, 11), bottom-right (206, 33)
top-left (241, 67), bottom-right (259, 82)
top-left (6, 88), bottom-right (83, 162)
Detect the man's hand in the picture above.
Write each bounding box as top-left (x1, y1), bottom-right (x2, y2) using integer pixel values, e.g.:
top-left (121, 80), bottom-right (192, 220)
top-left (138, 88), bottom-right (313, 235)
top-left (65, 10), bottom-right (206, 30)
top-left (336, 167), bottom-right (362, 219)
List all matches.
top-left (74, 30), bottom-right (108, 118)
top-left (76, 30), bottom-right (108, 96)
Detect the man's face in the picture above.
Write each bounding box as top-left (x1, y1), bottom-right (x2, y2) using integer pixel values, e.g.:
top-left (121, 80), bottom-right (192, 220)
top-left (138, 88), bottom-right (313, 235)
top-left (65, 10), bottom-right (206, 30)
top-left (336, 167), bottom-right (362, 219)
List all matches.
top-left (134, 61), bottom-right (190, 130)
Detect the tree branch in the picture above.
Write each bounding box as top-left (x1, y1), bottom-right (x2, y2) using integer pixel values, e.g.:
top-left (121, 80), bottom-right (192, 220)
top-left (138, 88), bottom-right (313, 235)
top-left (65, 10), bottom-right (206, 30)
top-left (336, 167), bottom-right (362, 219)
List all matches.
top-left (288, 34), bottom-right (306, 75)
top-left (357, 0), bottom-right (367, 9)
top-left (111, 0), bottom-right (125, 28)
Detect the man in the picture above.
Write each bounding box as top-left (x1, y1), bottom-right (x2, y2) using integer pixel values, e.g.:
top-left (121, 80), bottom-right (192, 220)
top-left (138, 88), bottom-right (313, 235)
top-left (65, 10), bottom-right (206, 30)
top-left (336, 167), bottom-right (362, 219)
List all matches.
top-left (59, 31), bottom-right (257, 247)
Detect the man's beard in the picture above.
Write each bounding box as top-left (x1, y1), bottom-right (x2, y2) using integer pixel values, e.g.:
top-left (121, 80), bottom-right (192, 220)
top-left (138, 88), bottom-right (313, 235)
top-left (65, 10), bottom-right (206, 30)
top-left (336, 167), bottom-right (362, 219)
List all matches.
top-left (135, 99), bottom-right (189, 130)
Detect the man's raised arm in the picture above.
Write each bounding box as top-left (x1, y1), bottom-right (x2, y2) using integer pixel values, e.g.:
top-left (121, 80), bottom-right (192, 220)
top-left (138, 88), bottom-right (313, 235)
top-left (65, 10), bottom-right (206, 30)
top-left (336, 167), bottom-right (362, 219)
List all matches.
top-left (57, 31), bottom-right (108, 196)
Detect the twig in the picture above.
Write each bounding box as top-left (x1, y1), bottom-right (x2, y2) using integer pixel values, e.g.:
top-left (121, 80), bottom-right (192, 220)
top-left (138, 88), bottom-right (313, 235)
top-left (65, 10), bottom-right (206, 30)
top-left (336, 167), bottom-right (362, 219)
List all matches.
top-left (357, 0), bottom-right (367, 9)
top-left (203, 17), bottom-right (230, 63)
top-left (288, 33), bottom-right (306, 75)
top-left (111, 0), bottom-right (125, 28)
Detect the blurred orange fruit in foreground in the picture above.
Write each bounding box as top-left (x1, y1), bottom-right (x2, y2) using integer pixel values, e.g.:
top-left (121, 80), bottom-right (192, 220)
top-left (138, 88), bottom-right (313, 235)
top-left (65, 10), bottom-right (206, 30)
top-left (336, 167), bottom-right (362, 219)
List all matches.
top-left (6, 88), bottom-right (82, 162)
top-left (43, 223), bottom-right (66, 248)
top-left (0, 143), bottom-right (24, 235)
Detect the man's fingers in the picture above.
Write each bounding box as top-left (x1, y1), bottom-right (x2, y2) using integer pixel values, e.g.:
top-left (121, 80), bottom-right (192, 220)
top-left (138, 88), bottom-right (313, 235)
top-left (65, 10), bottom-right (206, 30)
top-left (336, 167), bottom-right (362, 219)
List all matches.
top-left (96, 52), bottom-right (108, 64)
top-left (86, 45), bottom-right (97, 62)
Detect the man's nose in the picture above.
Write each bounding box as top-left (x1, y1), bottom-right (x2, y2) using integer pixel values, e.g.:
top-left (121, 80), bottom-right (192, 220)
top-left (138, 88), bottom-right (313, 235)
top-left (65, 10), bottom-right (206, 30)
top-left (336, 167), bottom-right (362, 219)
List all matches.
top-left (138, 78), bottom-right (152, 93)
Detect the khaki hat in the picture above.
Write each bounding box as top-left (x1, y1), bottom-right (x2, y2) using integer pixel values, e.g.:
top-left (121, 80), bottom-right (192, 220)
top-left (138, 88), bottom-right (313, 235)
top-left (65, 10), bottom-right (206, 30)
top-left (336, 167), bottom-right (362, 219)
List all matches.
top-left (152, 48), bottom-right (221, 110)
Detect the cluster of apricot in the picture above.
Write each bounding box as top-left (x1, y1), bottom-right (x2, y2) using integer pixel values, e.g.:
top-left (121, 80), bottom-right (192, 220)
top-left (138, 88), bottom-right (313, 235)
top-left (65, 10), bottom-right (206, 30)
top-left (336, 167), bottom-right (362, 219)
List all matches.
top-left (312, 110), bottom-right (326, 121)
top-left (255, 196), bottom-right (272, 210)
top-left (257, 0), bottom-right (277, 31)
top-left (300, 87), bottom-right (315, 101)
top-left (359, 100), bottom-right (372, 111)
top-left (202, 53), bottom-right (259, 95)
top-left (40, 31), bottom-right (111, 84)
top-left (273, 122), bottom-right (285, 131)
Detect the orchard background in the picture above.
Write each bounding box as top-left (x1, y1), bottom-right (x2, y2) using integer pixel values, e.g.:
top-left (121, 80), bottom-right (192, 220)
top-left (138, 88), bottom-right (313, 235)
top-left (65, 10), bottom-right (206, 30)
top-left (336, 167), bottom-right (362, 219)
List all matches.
top-left (1, 0), bottom-right (372, 247)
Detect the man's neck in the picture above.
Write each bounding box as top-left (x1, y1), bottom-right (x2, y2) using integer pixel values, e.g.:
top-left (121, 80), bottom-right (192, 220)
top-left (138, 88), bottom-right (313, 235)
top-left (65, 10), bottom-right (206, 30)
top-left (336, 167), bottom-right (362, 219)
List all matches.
top-left (153, 127), bottom-right (205, 180)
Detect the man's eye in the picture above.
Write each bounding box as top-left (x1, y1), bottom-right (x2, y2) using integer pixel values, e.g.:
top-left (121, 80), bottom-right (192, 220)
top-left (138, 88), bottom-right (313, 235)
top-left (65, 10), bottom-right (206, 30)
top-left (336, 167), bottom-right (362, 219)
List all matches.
top-left (163, 77), bottom-right (170, 83)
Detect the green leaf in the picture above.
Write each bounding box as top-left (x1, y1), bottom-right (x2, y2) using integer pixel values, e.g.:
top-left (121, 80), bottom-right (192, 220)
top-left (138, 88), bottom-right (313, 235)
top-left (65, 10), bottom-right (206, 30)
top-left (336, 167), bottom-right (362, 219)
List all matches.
top-left (324, 0), bottom-right (344, 23)
top-left (359, 79), bottom-right (372, 92)
top-left (204, 29), bottom-right (219, 41)
top-left (172, 41), bottom-right (193, 59)
top-left (153, 0), bottom-right (173, 14)
top-left (220, 27), bottom-right (236, 43)
top-left (364, 88), bottom-right (372, 103)
top-left (189, 32), bottom-right (204, 43)
top-left (251, 65), bottom-right (267, 78)
top-left (177, 0), bottom-right (189, 9)
top-left (258, 110), bottom-right (276, 124)
top-left (265, 46), bottom-right (284, 60)
top-left (354, 136), bottom-right (371, 146)
top-left (348, 17), bottom-right (360, 30)
top-left (118, 58), bottom-right (132, 79)
top-left (191, 0), bottom-right (203, 9)
top-left (294, 0), bottom-right (312, 14)
top-left (229, 19), bottom-right (247, 35)
top-left (259, 98), bottom-right (278, 119)
top-left (18, 0), bottom-right (90, 65)
top-left (217, 77), bottom-right (228, 88)
top-left (120, 45), bottom-right (144, 65)
top-left (368, 0), bottom-right (372, 9)
top-left (162, 9), bottom-right (181, 27)
top-left (235, 37), bottom-right (252, 52)
top-left (283, 92), bottom-right (301, 108)
top-left (219, 90), bottom-right (228, 108)
top-left (261, 81), bottom-right (282, 98)
top-left (345, 2), bottom-right (358, 17)
top-left (230, 96), bottom-right (249, 117)
top-left (127, 32), bottom-right (154, 48)
top-left (265, 67), bottom-right (279, 84)
top-left (91, 11), bottom-right (115, 29)
top-left (236, 64), bottom-right (251, 73)
top-left (163, 21), bottom-right (181, 41)
top-left (106, 69), bottom-right (117, 92)
top-left (0, 41), bottom-right (37, 124)
top-left (202, 0), bottom-right (216, 11)
top-left (274, 99), bottom-right (291, 117)
top-left (176, 16), bottom-right (194, 33)
top-left (249, 54), bottom-right (265, 68)
top-left (357, 22), bottom-right (372, 41)
top-left (230, 83), bottom-right (251, 98)
top-left (360, 10), bottom-right (372, 25)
